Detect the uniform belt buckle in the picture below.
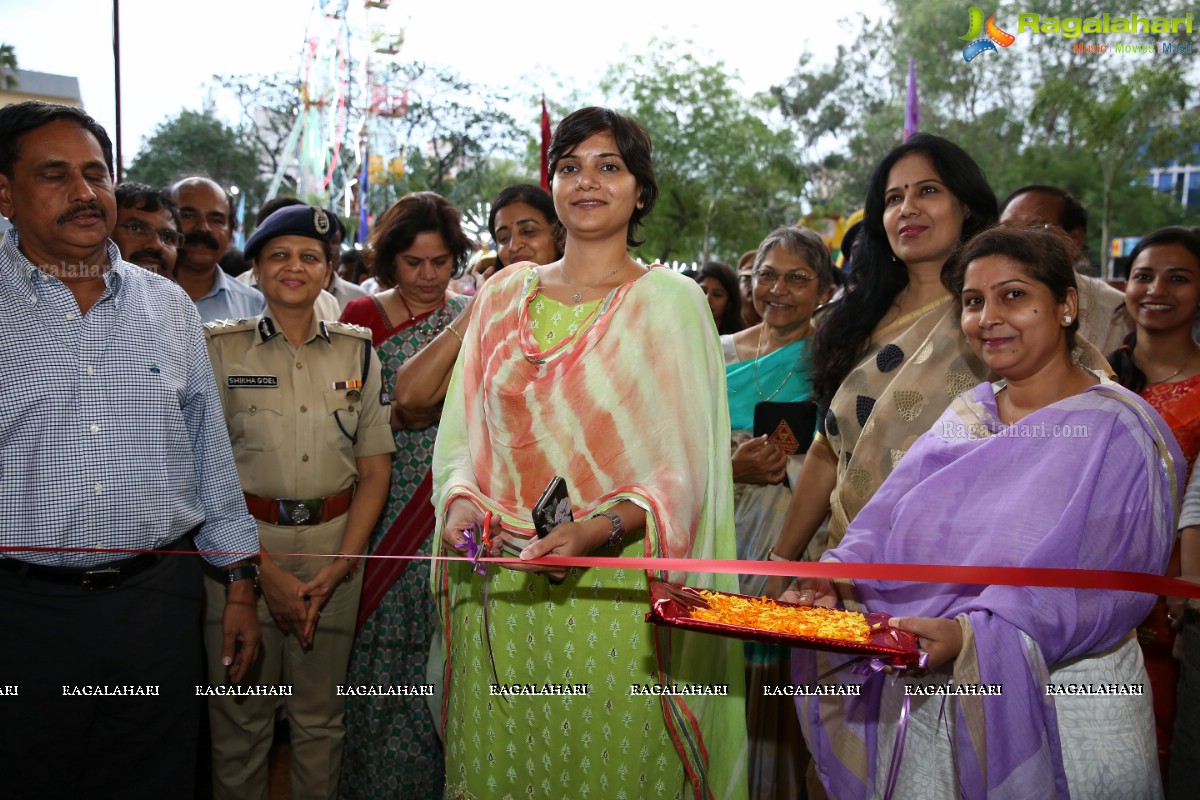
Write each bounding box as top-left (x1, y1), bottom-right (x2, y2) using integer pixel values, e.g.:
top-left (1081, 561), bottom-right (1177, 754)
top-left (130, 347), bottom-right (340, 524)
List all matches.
top-left (278, 499), bottom-right (322, 526)
top-left (81, 567), bottom-right (122, 590)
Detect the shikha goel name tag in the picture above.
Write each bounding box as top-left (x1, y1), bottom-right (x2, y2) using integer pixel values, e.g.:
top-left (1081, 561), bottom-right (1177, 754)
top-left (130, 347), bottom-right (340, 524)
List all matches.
top-left (228, 375), bottom-right (279, 388)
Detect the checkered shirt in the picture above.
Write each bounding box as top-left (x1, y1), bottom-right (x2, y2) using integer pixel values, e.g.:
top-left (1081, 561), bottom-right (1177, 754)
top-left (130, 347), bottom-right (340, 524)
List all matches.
top-left (0, 230), bottom-right (257, 567)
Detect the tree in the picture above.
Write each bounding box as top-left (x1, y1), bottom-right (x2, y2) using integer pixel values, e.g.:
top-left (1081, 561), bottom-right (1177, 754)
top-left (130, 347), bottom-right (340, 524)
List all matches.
top-left (1, 43), bottom-right (17, 91)
top-left (214, 72), bottom-right (303, 194)
top-left (125, 110), bottom-right (266, 215)
top-left (771, 0), bottom-right (1200, 251)
top-left (601, 41), bottom-right (804, 263)
top-left (1032, 63), bottom-right (1195, 274)
top-left (364, 61), bottom-right (526, 217)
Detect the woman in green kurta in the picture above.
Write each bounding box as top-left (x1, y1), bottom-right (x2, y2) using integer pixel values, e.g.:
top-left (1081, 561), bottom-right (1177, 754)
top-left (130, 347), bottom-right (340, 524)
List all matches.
top-left (432, 107), bottom-right (748, 800)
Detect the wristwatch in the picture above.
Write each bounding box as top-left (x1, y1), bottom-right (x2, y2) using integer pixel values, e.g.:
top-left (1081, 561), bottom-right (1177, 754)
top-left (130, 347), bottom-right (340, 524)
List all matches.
top-left (598, 510), bottom-right (624, 549)
top-left (223, 563), bottom-right (259, 590)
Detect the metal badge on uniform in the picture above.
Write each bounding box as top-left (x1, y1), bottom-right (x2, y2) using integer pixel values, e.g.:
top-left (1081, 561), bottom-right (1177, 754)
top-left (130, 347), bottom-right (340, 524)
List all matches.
top-left (257, 318), bottom-right (278, 342)
top-left (380, 390), bottom-right (391, 406)
top-left (313, 207), bottom-right (331, 235)
top-left (228, 375), bottom-right (280, 388)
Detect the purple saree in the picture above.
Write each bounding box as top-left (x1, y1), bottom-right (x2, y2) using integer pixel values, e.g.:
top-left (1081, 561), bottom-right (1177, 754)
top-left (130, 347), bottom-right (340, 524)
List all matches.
top-left (795, 377), bottom-right (1183, 799)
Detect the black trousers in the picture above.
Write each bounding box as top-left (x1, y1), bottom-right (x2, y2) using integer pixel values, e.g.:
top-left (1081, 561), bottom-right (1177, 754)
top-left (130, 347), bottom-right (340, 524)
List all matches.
top-left (0, 551), bottom-right (205, 799)
top-left (1170, 621), bottom-right (1200, 800)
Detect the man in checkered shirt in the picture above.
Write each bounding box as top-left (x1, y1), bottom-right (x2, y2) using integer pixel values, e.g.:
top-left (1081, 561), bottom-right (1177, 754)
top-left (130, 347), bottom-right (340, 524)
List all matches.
top-left (0, 101), bottom-right (262, 796)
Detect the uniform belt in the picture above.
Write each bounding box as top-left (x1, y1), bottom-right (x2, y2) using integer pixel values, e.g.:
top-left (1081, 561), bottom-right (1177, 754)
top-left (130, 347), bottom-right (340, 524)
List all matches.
top-left (244, 488), bottom-right (354, 526)
top-left (0, 532), bottom-right (193, 590)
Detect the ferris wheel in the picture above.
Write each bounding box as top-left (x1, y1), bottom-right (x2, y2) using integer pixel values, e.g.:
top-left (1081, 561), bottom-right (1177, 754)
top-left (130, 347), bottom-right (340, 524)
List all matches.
top-left (266, 0), bottom-right (407, 212)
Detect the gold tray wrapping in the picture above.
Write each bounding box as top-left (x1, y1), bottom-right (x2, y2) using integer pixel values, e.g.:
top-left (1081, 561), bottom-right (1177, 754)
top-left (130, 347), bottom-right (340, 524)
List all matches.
top-left (645, 581), bottom-right (922, 668)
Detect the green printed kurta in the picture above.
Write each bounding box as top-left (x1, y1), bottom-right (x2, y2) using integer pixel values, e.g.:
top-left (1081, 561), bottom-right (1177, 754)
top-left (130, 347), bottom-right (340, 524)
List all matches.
top-left (433, 266), bottom-right (749, 800)
top-left (340, 294), bottom-right (468, 800)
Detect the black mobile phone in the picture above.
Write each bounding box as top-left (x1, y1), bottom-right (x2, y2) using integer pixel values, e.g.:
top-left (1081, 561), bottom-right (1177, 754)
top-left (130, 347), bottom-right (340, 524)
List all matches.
top-left (753, 401), bottom-right (819, 455)
top-left (532, 476), bottom-right (573, 539)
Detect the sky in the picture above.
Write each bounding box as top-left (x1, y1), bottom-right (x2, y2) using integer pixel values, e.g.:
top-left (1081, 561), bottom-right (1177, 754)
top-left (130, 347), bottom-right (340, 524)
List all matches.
top-left (3, 0), bottom-right (886, 173)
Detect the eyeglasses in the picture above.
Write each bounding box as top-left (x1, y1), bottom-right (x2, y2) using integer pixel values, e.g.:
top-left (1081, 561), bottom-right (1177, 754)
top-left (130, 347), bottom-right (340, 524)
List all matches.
top-left (117, 220), bottom-right (185, 247)
top-left (753, 268), bottom-right (817, 287)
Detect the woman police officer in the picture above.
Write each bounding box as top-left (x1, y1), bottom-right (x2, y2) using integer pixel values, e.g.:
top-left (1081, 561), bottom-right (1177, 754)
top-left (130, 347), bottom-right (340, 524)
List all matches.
top-left (201, 204), bottom-right (394, 800)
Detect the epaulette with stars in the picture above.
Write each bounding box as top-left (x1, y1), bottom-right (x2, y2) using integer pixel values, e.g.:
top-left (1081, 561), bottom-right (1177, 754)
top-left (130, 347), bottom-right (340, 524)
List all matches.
top-left (202, 318), bottom-right (256, 335)
top-left (323, 320), bottom-right (373, 340)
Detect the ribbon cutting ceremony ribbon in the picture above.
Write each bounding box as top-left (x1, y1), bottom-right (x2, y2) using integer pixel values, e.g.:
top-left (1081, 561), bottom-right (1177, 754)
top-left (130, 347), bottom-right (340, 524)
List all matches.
top-left (5, 546), bottom-right (1200, 599)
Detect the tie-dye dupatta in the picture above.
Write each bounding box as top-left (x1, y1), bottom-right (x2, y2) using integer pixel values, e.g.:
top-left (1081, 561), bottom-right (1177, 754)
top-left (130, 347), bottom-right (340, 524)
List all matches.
top-left (433, 265), bottom-right (735, 580)
top-left (432, 264), bottom-right (746, 798)
top-left (796, 377), bottom-right (1182, 799)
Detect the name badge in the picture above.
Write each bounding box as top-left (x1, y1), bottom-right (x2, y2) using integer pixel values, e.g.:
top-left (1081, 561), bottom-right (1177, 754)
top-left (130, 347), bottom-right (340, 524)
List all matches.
top-left (228, 375), bottom-right (279, 388)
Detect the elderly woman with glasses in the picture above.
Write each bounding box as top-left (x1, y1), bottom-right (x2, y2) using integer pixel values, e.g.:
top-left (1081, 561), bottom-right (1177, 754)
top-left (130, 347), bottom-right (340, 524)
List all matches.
top-left (722, 225), bottom-right (834, 799)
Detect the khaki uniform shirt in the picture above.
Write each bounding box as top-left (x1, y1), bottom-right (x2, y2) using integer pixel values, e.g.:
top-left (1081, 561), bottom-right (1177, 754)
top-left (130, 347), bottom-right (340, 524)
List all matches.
top-left (204, 314), bottom-right (395, 500)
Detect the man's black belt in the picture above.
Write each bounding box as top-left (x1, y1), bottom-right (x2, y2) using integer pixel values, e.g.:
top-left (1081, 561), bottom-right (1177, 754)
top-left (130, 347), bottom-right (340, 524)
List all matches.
top-left (0, 533), bottom-right (193, 590)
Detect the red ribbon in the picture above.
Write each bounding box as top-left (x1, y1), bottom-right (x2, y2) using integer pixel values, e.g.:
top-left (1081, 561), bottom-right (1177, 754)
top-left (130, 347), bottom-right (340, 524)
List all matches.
top-left (5, 546), bottom-right (1200, 598)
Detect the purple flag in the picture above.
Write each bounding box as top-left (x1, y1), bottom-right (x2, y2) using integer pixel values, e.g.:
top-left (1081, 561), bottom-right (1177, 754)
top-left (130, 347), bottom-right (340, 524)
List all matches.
top-left (903, 56), bottom-right (920, 142)
top-left (356, 149), bottom-right (370, 245)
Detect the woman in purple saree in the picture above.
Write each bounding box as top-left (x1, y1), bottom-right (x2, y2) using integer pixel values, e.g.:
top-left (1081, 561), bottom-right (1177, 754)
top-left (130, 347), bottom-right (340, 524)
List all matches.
top-left (791, 225), bottom-right (1184, 799)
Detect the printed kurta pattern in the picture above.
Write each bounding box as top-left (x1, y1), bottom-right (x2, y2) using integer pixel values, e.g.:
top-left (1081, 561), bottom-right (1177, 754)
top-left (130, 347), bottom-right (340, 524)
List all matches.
top-left (433, 266), bottom-right (748, 799)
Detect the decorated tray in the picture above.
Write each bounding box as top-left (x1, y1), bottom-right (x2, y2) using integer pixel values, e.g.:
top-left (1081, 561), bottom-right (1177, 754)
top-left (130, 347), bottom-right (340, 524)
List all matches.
top-left (645, 581), bottom-right (922, 668)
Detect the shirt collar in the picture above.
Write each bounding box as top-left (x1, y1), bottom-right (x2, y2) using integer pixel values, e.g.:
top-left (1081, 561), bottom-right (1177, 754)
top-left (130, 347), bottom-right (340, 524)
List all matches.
top-left (1, 229), bottom-right (125, 296)
top-left (254, 313), bottom-right (331, 346)
top-left (199, 267), bottom-right (234, 301)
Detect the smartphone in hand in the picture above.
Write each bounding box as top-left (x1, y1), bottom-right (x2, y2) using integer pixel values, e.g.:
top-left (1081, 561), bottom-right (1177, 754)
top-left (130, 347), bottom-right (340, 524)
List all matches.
top-left (532, 476), bottom-right (573, 539)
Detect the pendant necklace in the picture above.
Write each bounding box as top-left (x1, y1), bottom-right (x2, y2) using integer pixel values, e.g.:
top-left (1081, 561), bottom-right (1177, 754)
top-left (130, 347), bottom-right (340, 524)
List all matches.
top-left (562, 262), bottom-right (625, 303)
top-left (395, 290), bottom-right (449, 347)
top-left (754, 324), bottom-right (801, 401)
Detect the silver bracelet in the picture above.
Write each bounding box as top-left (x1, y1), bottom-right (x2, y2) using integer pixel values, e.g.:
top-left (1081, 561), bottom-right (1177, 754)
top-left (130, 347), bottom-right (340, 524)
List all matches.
top-left (598, 510), bottom-right (624, 549)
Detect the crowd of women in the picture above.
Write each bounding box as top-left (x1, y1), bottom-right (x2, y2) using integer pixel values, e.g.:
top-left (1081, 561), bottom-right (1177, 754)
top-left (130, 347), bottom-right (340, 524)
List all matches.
top-left (228, 104), bottom-right (1200, 799)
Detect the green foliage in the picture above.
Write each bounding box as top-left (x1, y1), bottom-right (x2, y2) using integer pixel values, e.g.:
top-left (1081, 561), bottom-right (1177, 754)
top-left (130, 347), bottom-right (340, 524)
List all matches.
top-left (1032, 62), bottom-right (1196, 271)
top-left (364, 61), bottom-right (525, 218)
top-left (125, 110), bottom-right (265, 216)
top-left (215, 72), bottom-right (303, 194)
top-left (770, 0), bottom-right (1200, 261)
top-left (0, 43), bottom-right (16, 91)
top-left (601, 42), bottom-right (805, 263)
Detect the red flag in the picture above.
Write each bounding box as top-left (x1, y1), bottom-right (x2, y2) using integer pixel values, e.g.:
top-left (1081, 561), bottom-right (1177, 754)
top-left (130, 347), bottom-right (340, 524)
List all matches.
top-left (540, 96), bottom-right (551, 190)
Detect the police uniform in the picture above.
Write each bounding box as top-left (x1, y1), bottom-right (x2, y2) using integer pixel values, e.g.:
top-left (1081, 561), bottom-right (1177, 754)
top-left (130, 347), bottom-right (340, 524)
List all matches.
top-left (201, 208), bottom-right (395, 800)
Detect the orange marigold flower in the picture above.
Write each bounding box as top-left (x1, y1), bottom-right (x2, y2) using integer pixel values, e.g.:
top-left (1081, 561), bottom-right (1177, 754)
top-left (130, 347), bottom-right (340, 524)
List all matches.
top-left (690, 591), bottom-right (871, 643)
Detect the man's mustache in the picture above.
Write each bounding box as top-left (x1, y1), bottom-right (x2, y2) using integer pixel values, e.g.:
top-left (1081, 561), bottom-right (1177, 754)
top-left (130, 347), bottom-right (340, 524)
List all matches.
top-left (183, 231), bottom-right (221, 250)
top-left (56, 202), bottom-right (106, 224)
top-left (128, 250), bottom-right (168, 272)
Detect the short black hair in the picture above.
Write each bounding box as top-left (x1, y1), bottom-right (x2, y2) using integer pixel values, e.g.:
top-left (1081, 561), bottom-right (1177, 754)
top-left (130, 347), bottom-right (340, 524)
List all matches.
top-left (114, 182), bottom-right (181, 231)
top-left (0, 101), bottom-right (114, 179)
top-left (255, 196), bottom-right (305, 228)
top-left (367, 191), bottom-right (472, 287)
top-left (488, 183), bottom-right (557, 240)
top-left (548, 107), bottom-right (657, 249)
top-left (1001, 184), bottom-right (1088, 234)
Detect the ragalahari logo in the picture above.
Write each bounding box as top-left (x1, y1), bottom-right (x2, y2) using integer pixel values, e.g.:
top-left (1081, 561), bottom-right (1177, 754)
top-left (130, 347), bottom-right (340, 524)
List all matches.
top-left (960, 7), bottom-right (1016, 62)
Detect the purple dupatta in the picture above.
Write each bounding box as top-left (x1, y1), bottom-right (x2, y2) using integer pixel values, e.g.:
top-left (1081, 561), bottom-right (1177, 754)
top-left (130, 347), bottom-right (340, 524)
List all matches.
top-left (795, 378), bottom-right (1183, 798)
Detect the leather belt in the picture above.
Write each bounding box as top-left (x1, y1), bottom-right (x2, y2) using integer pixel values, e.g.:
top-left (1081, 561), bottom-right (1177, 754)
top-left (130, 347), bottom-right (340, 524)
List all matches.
top-left (244, 488), bottom-right (354, 526)
top-left (0, 533), bottom-right (193, 590)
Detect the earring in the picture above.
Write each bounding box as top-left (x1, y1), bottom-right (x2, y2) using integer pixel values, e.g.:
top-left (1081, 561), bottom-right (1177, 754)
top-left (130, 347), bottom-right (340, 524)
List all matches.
top-left (1062, 315), bottom-right (1072, 324)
